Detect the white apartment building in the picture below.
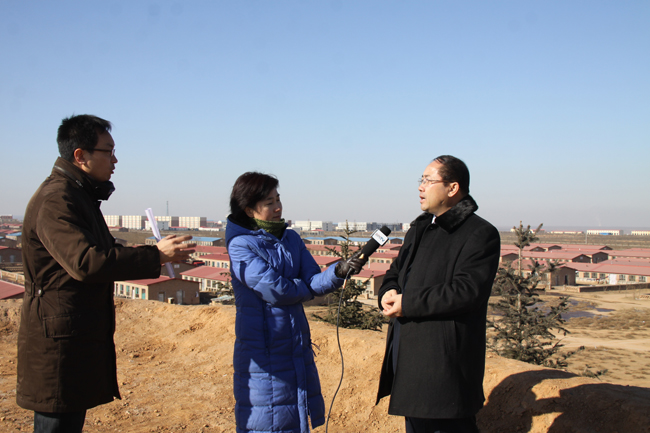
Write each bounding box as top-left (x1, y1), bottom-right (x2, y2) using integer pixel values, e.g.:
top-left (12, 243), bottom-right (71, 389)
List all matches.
top-left (631, 231), bottom-right (650, 236)
top-left (586, 229), bottom-right (623, 236)
top-left (337, 221), bottom-right (369, 231)
top-left (122, 215), bottom-right (146, 229)
top-left (293, 221), bottom-right (335, 231)
top-left (145, 220), bottom-right (170, 231)
top-left (104, 215), bottom-right (122, 227)
top-left (179, 216), bottom-right (207, 229)
top-left (157, 216), bottom-right (179, 226)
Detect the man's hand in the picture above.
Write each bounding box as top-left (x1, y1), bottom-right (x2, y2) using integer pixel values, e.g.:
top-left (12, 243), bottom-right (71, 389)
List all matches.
top-left (157, 235), bottom-right (196, 264)
top-left (381, 289), bottom-right (403, 318)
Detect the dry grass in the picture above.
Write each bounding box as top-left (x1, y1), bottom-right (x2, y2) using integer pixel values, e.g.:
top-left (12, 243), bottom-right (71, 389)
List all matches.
top-left (568, 308), bottom-right (650, 332)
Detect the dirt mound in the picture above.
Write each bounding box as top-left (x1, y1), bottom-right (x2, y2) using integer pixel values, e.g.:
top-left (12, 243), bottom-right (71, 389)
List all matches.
top-left (1, 298), bottom-right (649, 432)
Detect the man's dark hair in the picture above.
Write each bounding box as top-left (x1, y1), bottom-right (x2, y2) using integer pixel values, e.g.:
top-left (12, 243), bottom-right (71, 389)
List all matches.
top-left (57, 115), bottom-right (112, 161)
top-left (433, 155), bottom-right (470, 195)
top-left (229, 172), bottom-right (280, 224)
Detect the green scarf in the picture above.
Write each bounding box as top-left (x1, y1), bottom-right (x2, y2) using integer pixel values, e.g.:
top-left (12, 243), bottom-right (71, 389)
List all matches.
top-left (253, 218), bottom-right (286, 239)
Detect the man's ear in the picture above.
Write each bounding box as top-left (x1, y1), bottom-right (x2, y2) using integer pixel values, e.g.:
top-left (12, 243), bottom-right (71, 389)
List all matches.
top-left (245, 207), bottom-right (255, 218)
top-left (73, 148), bottom-right (87, 165)
top-left (447, 182), bottom-right (460, 198)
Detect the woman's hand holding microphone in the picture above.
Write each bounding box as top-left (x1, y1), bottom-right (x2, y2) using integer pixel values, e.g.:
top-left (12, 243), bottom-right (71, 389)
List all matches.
top-left (334, 251), bottom-right (366, 278)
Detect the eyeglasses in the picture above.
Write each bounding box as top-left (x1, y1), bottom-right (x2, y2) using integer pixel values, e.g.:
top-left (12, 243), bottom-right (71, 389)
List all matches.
top-left (418, 177), bottom-right (446, 187)
top-left (91, 148), bottom-right (116, 157)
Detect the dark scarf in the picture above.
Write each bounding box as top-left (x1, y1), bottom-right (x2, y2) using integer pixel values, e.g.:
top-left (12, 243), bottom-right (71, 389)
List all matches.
top-left (253, 218), bottom-right (286, 239)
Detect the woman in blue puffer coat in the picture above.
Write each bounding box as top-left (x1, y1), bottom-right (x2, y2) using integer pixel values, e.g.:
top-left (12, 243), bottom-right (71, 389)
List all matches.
top-left (225, 172), bottom-right (363, 433)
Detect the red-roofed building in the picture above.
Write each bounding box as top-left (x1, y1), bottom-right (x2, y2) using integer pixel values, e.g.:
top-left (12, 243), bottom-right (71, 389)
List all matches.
top-left (377, 244), bottom-right (402, 253)
top-left (369, 251), bottom-right (398, 265)
top-left (503, 260), bottom-right (577, 288)
top-left (351, 268), bottom-right (388, 299)
top-left (605, 249), bottom-right (650, 260)
top-left (114, 275), bottom-right (200, 305)
top-left (312, 256), bottom-right (342, 269)
top-left (521, 251), bottom-right (594, 264)
top-left (181, 266), bottom-right (231, 291)
top-left (191, 246), bottom-right (228, 259)
top-left (566, 262), bottom-right (650, 285)
top-left (201, 253), bottom-right (231, 268)
top-left (0, 280), bottom-right (24, 299)
top-left (559, 244), bottom-right (612, 251)
top-left (305, 244), bottom-right (359, 257)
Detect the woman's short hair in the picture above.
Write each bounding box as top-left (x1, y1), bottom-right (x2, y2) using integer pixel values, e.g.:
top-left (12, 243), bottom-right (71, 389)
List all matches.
top-left (57, 114), bottom-right (112, 161)
top-left (433, 155), bottom-right (470, 195)
top-left (229, 172), bottom-right (279, 223)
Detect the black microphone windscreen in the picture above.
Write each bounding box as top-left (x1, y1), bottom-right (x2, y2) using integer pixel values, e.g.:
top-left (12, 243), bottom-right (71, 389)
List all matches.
top-left (359, 226), bottom-right (392, 259)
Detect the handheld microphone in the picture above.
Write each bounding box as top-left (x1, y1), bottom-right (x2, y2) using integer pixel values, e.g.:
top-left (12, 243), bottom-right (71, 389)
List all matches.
top-left (358, 226), bottom-right (392, 260)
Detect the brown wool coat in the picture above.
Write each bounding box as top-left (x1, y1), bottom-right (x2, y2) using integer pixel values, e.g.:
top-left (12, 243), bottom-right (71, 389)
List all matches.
top-left (17, 158), bottom-right (162, 413)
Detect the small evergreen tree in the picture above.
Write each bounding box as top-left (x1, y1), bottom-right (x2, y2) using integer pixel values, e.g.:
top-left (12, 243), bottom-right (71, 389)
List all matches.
top-left (488, 222), bottom-right (583, 368)
top-left (313, 222), bottom-right (386, 331)
top-left (214, 271), bottom-right (234, 304)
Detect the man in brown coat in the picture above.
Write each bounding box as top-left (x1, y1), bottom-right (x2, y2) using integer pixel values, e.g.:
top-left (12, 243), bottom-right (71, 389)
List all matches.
top-left (17, 115), bottom-right (196, 433)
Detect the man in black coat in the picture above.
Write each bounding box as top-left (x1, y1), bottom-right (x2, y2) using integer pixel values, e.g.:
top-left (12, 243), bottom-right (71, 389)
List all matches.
top-left (376, 155), bottom-right (500, 433)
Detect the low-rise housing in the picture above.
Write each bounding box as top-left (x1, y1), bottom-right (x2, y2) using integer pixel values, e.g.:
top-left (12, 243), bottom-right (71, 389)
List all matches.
top-left (586, 229), bottom-right (622, 236)
top-left (200, 253), bottom-right (231, 268)
top-left (114, 276), bottom-right (201, 304)
top-left (181, 266), bottom-right (231, 291)
top-left (0, 280), bottom-right (24, 300)
top-left (568, 262), bottom-right (650, 285)
top-left (0, 247), bottom-right (21, 263)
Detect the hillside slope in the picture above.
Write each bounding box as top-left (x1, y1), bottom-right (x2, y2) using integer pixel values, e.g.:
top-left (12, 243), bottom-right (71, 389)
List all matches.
top-left (1, 298), bottom-right (649, 432)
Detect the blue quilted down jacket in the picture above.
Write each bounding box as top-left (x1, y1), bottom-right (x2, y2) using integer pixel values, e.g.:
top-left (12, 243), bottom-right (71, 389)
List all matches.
top-left (225, 218), bottom-right (344, 433)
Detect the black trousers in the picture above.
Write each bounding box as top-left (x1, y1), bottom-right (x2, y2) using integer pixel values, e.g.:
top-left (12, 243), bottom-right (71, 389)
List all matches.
top-left (34, 411), bottom-right (87, 433)
top-left (405, 416), bottom-right (479, 433)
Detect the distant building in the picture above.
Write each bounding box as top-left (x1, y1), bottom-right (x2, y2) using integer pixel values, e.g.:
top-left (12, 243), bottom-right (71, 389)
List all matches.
top-left (179, 216), bottom-right (207, 230)
top-left (114, 276), bottom-right (200, 305)
top-left (336, 221), bottom-right (371, 231)
top-left (0, 280), bottom-right (24, 300)
top-left (145, 220), bottom-right (169, 231)
top-left (200, 254), bottom-right (230, 268)
top-left (0, 247), bottom-right (21, 263)
top-left (0, 237), bottom-right (18, 248)
top-left (293, 221), bottom-right (335, 231)
top-left (181, 266), bottom-right (231, 292)
top-left (631, 231), bottom-right (650, 236)
top-left (157, 216), bottom-right (180, 227)
top-left (104, 215), bottom-right (122, 227)
top-left (312, 256), bottom-right (342, 269)
top-left (145, 236), bottom-right (223, 247)
top-left (303, 237), bottom-right (339, 246)
top-left (122, 215), bottom-right (146, 229)
top-left (191, 246), bottom-right (228, 259)
top-left (568, 262), bottom-right (650, 285)
top-left (586, 229), bottom-right (622, 236)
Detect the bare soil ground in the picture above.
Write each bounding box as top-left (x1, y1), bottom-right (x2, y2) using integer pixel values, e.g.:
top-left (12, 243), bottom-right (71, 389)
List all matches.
top-left (1, 291), bottom-right (650, 433)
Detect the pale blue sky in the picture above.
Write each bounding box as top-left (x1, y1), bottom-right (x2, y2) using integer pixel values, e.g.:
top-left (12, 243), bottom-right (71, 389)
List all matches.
top-left (1, 1), bottom-right (648, 230)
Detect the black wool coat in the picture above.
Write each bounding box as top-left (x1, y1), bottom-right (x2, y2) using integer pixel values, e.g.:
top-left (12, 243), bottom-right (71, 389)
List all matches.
top-left (376, 195), bottom-right (500, 419)
top-left (17, 158), bottom-right (162, 413)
